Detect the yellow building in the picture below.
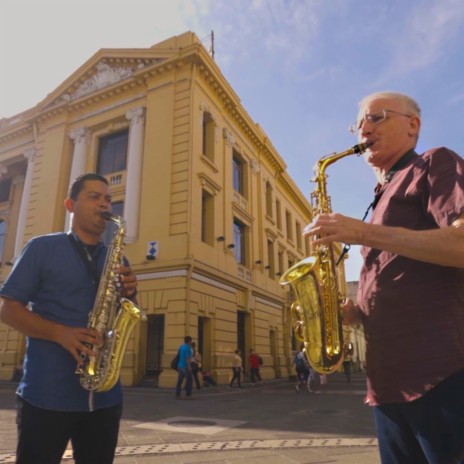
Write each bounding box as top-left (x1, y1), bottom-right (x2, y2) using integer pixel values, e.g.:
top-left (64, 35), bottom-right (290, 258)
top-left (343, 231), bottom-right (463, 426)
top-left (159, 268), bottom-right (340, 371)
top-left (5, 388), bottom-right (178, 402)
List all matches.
top-left (345, 280), bottom-right (366, 371)
top-left (0, 31), bottom-right (347, 387)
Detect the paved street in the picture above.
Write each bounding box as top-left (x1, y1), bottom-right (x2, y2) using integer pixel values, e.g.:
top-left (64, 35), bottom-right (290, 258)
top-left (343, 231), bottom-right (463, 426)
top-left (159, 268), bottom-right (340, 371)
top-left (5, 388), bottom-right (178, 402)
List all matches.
top-left (0, 372), bottom-right (380, 463)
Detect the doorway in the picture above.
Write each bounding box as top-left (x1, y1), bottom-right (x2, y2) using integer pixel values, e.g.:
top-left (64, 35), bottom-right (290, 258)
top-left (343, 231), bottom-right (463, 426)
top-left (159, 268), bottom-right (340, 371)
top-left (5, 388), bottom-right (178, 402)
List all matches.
top-left (146, 314), bottom-right (165, 377)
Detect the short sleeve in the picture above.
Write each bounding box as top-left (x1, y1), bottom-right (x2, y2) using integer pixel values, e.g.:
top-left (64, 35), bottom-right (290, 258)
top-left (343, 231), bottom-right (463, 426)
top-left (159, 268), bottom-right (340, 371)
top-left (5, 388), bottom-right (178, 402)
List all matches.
top-left (0, 238), bottom-right (41, 305)
top-left (425, 148), bottom-right (464, 227)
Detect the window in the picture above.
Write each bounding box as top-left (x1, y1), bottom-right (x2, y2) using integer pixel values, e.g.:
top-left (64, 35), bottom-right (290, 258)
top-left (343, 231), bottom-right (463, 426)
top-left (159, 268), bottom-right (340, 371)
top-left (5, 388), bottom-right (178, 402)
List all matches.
top-left (267, 239), bottom-right (275, 278)
top-left (103, 201), bottom-right (124, 245)
top-left (0, 220), bottom-right (5, 262)
top-left (265, 182), bottom-right (273, 218)
top-left (97, 130), bottom-right (128, 176)
top-left (305, 235), bottom-right (311, 255)
top-left (275, 199), bottom-right (282, 230)
top-left (0, 178), bottom-right (12, 202)
top-left (296, 221), bottom-right (302, 250)
top-left (202, 112), bottom-right (215, 162)
top-left (285, 210), bottom-right (293, 241)
top-left (233, 218), bottom-right (247, 265)
top-left (232, 149), bottom-right (247, 197)
top-left (278, 250), bottom-right (284, 276)
top-left (201, 189), bottom-right (214, 245)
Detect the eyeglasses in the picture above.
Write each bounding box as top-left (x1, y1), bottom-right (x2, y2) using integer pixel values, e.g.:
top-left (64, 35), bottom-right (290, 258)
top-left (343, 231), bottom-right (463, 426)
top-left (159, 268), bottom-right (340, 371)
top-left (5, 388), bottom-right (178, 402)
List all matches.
top-left (348, 109), bottom-right (412, 134)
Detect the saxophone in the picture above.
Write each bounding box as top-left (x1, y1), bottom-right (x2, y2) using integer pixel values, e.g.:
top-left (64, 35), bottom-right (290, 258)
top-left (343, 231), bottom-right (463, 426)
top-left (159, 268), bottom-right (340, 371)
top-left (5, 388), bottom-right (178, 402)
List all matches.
top-left (77, 212), bottom-right (147, 392)
top-left (279, 143), bottom-right (370, 374)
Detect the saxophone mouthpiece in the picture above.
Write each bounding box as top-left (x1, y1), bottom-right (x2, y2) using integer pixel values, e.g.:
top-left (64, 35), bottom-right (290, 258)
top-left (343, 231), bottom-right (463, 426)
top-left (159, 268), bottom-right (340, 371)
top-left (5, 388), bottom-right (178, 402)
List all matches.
top-left (353, 141), bottom-right (374, 154)
top-left (100, 211), bottom-right (114, 221)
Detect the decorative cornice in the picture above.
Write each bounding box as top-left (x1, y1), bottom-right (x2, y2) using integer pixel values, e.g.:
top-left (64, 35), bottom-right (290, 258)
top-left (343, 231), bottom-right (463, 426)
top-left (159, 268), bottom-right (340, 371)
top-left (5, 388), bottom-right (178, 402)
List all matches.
top-left (56, 58), bottom-right (164, 106)
top-left (0, 43), bottom-right (310, 220)
top-left (197, 63), bottom-right (286, 176)
top-left (198, 172), bottom-right (221, 195)
top-left (232, 201), bottom-right (255, 224)
top-left (0, 123), bottom-right (33, 144)
top-left (35, 58), bottom-right (170, 122)
top-left (277, 173), bottom-right (312, 217)
top-left (265, 227), bottom-right (278, 241)
top-left (62, 62), bottom-right (133, 102)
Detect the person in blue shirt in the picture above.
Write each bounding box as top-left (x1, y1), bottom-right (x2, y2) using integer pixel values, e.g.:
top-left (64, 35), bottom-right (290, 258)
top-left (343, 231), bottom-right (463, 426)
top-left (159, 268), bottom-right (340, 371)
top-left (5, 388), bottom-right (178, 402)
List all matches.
top-left (0, 173), bottom-right (138, 464)
top-left (175, 336), bottom-right (194, 398)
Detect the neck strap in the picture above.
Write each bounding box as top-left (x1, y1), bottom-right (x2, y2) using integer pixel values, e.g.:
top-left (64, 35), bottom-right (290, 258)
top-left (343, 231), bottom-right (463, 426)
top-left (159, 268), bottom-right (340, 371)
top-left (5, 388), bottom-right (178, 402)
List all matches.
top-left (384, 149), bottom-right (417, 183)
top-left (336, 149), bottom-right (418, 266)
top-left (67, 232), bottom-right (102, 286)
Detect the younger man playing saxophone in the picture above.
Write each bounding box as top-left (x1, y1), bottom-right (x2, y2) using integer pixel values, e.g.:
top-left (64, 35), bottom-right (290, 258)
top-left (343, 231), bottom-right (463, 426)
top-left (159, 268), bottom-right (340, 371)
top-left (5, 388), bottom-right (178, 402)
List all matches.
top-left (0, 173), bottom-right (138, 464)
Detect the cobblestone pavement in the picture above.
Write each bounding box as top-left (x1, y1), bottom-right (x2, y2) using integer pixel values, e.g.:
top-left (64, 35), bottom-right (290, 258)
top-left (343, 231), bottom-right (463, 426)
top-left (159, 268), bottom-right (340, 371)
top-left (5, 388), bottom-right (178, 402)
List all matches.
top-left (0, 372), bottom-right (380, 463)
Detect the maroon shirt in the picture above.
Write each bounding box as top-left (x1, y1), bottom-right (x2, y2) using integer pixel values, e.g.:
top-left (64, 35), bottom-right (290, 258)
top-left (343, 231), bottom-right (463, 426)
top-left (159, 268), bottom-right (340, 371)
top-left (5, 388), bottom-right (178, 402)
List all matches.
top-left (249, 353), bottom-right (260, 369)
top-left (357, 147), bottom-right (464, 406)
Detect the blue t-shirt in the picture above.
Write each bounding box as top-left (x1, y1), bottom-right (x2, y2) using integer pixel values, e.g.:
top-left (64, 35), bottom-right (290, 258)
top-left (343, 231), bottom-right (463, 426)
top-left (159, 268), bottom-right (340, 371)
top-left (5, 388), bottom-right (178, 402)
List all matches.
top-left (177, 343), bottom-right (192, 369)
top-left (0, 232), bottom-right (123, 411)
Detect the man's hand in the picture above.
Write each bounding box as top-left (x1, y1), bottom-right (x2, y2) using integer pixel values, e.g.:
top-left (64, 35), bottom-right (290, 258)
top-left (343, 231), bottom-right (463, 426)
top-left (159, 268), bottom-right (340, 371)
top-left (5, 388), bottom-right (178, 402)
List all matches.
top-left (54, 326), bottom-right (102, 365)
top-left (118, 264), bottom-right (138, 299)
top-left (303, 213), bottom-right (366, 246)
top-left (0, 297), bottom-right (102, 365)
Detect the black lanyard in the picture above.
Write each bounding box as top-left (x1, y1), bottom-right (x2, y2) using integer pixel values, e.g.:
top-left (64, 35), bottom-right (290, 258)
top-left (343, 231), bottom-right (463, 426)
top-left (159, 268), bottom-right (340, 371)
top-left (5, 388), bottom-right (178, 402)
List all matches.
top-left (336, 150), bottom-right (418, 265)
top-left (67, 233), bottom-right (101, 287)
top-left (367, 149), bottom-right (418, 215)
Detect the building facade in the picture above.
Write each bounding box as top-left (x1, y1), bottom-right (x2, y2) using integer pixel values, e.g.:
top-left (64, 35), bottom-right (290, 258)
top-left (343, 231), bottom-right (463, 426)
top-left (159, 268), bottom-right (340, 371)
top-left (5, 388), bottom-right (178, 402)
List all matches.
top-left (345, 280), bottom-right (366, 371)
top-left (0, 31), bottom-right (349, 387)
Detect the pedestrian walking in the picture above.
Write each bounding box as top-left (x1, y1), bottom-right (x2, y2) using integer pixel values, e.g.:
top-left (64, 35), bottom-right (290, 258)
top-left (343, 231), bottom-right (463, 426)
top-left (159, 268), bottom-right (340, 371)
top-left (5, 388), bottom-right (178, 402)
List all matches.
top-left (293, 345), bottom-right (310, 393)
top-left (190, 342), bottom-right (202, 390)
top-left (342, 359), bottom-right (352, 383)
top-left (248, 349), bottom-right (262, 385)
top-left (229, 349), bottom-right (243, 388)
top-left (175, 336), bottom-right (194, 399)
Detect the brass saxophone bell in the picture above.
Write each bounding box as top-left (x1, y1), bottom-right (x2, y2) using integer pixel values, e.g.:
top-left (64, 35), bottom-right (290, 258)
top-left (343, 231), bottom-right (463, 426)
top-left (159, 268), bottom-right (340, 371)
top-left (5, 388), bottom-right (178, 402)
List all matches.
top-left (280, 143), bottom-right (370, 375)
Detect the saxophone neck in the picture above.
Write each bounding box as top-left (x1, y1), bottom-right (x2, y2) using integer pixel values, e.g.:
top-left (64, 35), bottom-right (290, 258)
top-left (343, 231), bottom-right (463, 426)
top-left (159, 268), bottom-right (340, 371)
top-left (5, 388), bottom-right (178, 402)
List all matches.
top-left (316, 142), bottom-right (371, 174)
top-left (312, 142), bottom-right (372, 214)
top-left (100, 211), bottom-right (125, 228)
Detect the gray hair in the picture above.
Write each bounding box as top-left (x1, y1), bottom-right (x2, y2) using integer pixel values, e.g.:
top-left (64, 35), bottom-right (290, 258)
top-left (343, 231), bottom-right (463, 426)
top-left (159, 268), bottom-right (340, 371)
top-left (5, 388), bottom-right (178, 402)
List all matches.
top-left (359, 91), bottom-right (421, 117)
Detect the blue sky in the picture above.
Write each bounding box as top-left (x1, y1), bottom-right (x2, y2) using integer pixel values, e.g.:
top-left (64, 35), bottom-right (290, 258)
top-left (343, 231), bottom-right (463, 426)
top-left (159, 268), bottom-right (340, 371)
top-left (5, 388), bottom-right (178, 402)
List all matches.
top-left (1, 0), bottom-right (463, 280)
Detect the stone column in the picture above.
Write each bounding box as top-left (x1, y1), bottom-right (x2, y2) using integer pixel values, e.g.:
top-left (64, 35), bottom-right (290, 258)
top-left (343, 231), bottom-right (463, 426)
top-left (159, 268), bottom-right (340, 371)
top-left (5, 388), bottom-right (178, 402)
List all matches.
top-left (69, 128), bottom-right (89, 181)
top-left (65, 128), bottom-right (89, 230)
top-left (14, 148), bottom-right (36, 257)
top-left (124, 107), bottom-right (145, 243)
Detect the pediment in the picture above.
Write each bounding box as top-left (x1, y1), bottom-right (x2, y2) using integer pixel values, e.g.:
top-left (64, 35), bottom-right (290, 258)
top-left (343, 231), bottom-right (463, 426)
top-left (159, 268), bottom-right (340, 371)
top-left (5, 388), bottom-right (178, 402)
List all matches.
top-left (62, 61), bottom-right (135, 101)
top-left (41, 52), bottom-right (167, 110)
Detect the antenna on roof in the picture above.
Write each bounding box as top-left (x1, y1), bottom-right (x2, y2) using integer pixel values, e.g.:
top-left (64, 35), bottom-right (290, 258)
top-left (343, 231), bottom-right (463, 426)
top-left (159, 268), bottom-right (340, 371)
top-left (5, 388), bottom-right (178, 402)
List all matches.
top-left (201, 30), bottom-right (215, 60)
top-left (210, 30), bottom-right (215, 60)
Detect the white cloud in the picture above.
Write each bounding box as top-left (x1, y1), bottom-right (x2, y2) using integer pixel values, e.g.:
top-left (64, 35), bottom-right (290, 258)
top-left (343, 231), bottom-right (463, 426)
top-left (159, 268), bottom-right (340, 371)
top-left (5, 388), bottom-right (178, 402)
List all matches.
top-left (378, 0), bottom-right (464, 81)
top-left (185, 0), bottom-right (322, 70)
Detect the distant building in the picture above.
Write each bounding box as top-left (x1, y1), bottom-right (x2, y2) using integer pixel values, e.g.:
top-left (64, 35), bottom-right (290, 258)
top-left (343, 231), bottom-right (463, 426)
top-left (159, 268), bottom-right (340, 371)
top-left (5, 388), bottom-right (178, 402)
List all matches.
top-left (346, 280), bottom-right (366, 370)
top-left (0, 31), bottom-right (329, 386)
